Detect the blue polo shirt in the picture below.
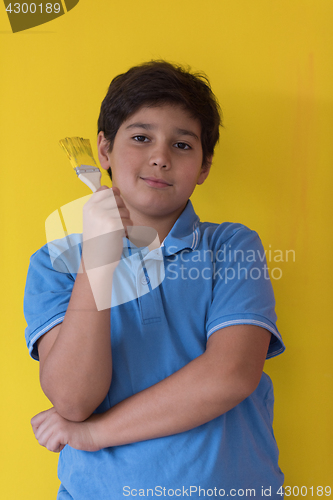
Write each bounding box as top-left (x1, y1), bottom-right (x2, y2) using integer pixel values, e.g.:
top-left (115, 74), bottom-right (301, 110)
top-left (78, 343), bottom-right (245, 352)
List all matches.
top-left (24, 200), bottom-right (285, 499)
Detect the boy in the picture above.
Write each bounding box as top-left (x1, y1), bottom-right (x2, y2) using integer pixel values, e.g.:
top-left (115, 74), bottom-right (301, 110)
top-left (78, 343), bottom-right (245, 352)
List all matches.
top-left (25, 61), bottom-right (285, 499)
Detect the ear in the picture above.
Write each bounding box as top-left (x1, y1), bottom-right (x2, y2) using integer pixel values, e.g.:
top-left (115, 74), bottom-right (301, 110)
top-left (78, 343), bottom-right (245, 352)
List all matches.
top-left (97, 131), bottom-right (111, 171)
top-left (196, 155), bottom-right (213, 185)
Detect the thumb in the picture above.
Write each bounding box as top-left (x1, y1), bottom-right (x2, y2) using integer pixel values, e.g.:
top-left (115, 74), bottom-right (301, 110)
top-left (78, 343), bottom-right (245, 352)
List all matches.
top-left (96, 185), bottom-right (110, 192)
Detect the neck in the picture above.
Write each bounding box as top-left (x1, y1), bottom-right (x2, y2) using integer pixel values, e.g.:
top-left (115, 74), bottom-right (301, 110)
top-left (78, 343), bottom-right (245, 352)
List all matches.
top-left (127, 203), bottom-right (187, 247)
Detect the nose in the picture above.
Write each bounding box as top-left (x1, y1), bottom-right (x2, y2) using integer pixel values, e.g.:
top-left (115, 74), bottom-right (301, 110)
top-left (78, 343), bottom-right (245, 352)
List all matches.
top-left (148, 142), bottom-right (171, 169)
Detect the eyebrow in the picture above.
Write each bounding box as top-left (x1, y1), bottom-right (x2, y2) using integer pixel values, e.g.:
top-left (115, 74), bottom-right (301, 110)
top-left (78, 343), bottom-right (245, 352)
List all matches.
top-left (125, 123), bottom-right (200, 141)
top-left (176, 128), bottom-right (200, 141)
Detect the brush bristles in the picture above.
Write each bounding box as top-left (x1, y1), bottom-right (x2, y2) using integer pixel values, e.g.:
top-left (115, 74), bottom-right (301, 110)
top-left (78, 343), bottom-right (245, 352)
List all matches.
top-left (59, 137), bottom-right (98, 169)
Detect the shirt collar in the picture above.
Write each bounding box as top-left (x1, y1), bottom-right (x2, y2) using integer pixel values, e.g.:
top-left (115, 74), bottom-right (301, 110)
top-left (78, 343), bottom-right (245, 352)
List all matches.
top-left (163, 200), bottom-right (200, 256)
top-left (122, 199), bottom-right (200, 258)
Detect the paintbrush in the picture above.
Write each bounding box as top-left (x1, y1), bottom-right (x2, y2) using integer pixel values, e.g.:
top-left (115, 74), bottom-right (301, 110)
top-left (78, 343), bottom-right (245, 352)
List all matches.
top-left (59, 137), bottom-right (102, 192)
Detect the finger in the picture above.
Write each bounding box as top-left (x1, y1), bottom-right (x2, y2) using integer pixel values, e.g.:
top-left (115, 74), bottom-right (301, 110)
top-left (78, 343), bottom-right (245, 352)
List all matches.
top-left (117, 207), bottom-right (131, 219)
top-left (113, 196), bottom-right (132, 220)
top-left (37, 428), bottom-right (63, 453)
top-left (47, 430), bottom-right (69, 453)
top-left (33, 414), bottom-right (67, 453)
top-left (44, 428), bottom-right (67, 453)
top-left (91, 187), bottom-right (123, 209)
top-left (90, 187), bottom-right (118, 205)
top-left (33, 409), bottom-right (60, 441)
top-left (33, 413), bottom-right (55, 441)
top-left (35, 422), bottom-right (54, 447)
top-left (96, 185), bottom-right (109, 192)
top-left (31, 407), bottom-right (56, 431)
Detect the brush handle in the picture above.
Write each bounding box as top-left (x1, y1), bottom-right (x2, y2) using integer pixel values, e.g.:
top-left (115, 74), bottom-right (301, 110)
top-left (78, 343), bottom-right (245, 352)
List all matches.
top-left (78, 171), bottom-right (102, 192)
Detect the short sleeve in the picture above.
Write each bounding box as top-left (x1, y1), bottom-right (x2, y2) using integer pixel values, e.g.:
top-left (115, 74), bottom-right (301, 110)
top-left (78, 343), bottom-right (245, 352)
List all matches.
top-left (205, 226), bottom-right (285, 359)
top-left (23, 235), bottom-right (82, 360)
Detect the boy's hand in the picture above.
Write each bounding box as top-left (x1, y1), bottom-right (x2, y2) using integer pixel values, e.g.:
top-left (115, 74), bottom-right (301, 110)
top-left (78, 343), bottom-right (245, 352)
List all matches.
top-left (31, 407), bottom-right (101, 453)
top-left (82, 186), bottom-right (133, 271)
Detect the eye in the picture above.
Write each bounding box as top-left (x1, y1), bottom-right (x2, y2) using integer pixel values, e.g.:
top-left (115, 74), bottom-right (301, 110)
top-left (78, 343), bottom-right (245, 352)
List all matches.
top-left (133, 135), bottom-right (149, 142)
top-left (174, 142), bottom-right (191, 150)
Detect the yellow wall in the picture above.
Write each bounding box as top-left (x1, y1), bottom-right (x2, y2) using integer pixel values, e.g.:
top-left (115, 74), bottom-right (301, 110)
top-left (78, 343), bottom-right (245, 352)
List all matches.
top-left (1, 1), bottom-right (332, 497)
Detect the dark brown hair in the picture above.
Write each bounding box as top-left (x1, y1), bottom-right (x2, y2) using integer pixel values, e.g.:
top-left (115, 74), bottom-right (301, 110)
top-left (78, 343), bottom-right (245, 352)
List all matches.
top-left (97, 60), bottom-right (222, 180)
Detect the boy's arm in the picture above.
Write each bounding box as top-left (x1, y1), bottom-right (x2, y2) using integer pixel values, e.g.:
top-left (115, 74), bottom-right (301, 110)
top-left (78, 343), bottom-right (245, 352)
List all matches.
top-left (32, 324), bottom-right (271, 451)
top-left (37, 186), bottom-right (132, 423)
top-left (37, 264), bottom-right (114, 423)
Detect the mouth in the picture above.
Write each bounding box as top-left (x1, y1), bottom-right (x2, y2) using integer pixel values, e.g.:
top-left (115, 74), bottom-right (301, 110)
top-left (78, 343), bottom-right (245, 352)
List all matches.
top-left (140, 177), bottom-right (173, 188)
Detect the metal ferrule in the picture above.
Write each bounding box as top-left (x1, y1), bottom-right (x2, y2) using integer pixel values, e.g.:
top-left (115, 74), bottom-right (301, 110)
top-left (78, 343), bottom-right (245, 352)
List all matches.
top-left (74, 165), bottom-right (100, 176)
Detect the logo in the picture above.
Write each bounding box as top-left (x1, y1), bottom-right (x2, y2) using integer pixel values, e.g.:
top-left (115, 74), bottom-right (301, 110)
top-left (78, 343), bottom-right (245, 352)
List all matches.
top-left (45, 195), bottom-right (165, 311)
top-left (3, 1), bottom-right (79, 33)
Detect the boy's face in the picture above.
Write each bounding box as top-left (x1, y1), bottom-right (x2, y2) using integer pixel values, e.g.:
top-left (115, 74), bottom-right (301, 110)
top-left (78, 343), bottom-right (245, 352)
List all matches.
top-left (98, 104), bottom-right (211, 224)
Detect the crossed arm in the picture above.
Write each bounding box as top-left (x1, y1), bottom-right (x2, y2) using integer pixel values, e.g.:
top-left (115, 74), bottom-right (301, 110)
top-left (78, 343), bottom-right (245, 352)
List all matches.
top-left (31, 317), bottom-right (271, 453)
